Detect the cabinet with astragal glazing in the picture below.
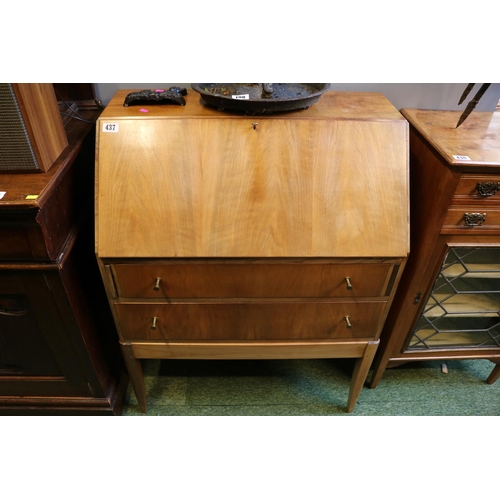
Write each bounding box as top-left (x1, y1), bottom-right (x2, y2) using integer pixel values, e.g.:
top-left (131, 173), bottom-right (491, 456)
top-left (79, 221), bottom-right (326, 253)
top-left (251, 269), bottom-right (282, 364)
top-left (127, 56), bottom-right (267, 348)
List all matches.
top-left (370, 108), bottom-right (500, 389)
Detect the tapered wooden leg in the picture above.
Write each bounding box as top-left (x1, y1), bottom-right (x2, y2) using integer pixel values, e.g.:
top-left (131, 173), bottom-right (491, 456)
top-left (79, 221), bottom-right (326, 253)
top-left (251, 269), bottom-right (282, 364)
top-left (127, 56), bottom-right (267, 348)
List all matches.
top-left (486, 363), bottom-right (500, 385)
top-left (347, 340), bottom-right (379, 412)
top-left (369, 359), bottom-right (388, 388)
top-left (120, 342), bottom-right (147, 413)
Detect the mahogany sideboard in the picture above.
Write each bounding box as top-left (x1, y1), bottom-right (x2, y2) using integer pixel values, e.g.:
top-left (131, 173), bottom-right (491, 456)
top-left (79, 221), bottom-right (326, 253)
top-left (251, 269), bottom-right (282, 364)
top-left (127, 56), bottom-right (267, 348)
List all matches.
top-left (370, 108), bottom-right (500, 388)
top-left (95, 90), bottom-right (409, 413)
top-left (0, 90), bottom-right (127, 415)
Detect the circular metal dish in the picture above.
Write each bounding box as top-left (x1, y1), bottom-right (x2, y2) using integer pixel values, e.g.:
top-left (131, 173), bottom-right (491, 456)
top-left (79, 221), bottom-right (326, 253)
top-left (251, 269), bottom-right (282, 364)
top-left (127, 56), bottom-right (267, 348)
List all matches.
top-left (191, 83), bottom-right (330, 115)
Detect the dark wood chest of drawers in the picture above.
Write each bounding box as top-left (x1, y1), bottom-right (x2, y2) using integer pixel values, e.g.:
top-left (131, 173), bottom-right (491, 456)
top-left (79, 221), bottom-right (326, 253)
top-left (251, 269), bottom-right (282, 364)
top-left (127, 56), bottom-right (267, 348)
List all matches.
top-left (0, 106), bottom-right (127, 415)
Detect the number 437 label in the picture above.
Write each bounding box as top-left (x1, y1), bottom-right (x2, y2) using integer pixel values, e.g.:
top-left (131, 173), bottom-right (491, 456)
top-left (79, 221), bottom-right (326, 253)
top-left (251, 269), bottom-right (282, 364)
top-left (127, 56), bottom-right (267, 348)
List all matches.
top-left (102, 123), bottom-right (119, 133)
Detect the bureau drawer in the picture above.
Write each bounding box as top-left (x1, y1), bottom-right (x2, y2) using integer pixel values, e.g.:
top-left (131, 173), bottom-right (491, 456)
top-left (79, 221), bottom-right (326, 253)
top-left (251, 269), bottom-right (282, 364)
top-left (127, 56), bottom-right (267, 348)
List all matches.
top-left (453, 175), bottom-right (500, 203)
top-left (111, 262), bottom-right (395, 299)
top-left (443, 208), bottom-right (500, 232)
top-left (114, 301), bottom-right (386, 341)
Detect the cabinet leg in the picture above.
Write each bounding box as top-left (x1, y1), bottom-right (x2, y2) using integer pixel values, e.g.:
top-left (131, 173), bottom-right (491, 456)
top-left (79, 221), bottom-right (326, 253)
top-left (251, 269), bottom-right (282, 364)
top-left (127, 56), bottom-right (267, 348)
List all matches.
top-left (367, 351), bottom-right (391, 389)
top-left (347, 341), bottom-right (379, 413)
top-left (486, 363), bottom-right (500, 385)
top-left (120, 343), bottom-right (147, 413)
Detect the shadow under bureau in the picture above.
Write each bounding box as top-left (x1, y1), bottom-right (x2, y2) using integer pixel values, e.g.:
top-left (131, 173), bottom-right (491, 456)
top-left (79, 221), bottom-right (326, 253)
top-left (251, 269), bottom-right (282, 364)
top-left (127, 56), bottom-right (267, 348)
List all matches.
top-left (95, 90), bottom-right (409, 412)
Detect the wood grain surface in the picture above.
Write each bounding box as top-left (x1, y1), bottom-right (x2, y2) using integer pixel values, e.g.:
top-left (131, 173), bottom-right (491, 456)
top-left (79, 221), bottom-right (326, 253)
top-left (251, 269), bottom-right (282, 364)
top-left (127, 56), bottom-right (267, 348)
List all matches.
top-left (12, 84), bottom-right (68, 172)
top-left (97, 97), bottom-right (409, 258)
top-left (111, 261), bottom-right (395, 298)
top-left (401, 108), bottom-right (500, 167)
top-left (115, 300), bottom-right (386, 341)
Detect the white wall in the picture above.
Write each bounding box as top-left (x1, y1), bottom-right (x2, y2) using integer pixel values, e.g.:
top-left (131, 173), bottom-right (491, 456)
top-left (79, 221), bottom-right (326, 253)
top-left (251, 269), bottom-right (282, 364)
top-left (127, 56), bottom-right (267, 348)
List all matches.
top-left (94, 83), bottom-right (500, 112)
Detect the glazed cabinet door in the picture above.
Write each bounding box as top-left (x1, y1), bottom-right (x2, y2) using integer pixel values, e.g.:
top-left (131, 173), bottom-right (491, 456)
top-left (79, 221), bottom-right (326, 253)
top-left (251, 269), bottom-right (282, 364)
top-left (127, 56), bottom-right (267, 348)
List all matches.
top-left (406, 246), bottom-right (500, 351)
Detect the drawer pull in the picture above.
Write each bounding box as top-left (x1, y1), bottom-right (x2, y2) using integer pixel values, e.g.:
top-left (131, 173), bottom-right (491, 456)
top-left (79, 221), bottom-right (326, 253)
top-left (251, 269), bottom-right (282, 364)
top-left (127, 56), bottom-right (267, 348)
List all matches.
top-left (0, 298), bottom-right (27, 316)
top-left (153, 277), bottom-right (162, 291)
top-left (464, 212), bottom-right (486, 226)
top-left (344, 316), bottom-right (352, 329)
top-left (151, 316), bottom-right (158, 330)
top-left (0, 364), bottom-right (24, 375)
top-left (345, 277), bottom-right (353, 290)
top-left (476, 181), bottom-right (500, 197)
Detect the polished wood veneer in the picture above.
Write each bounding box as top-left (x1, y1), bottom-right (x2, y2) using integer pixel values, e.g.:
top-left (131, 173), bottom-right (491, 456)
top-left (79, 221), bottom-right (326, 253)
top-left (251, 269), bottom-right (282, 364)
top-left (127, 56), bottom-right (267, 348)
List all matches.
top-left (96, 93), bottom-right (408, 258)
top-left (110, 260), bottom-right (397, 298)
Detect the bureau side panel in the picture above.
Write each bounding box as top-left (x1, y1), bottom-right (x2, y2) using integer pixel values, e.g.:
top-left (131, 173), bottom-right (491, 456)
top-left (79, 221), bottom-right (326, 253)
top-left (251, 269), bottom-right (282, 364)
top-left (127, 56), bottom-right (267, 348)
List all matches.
top-left (97, 118), bottom-right (408, 258)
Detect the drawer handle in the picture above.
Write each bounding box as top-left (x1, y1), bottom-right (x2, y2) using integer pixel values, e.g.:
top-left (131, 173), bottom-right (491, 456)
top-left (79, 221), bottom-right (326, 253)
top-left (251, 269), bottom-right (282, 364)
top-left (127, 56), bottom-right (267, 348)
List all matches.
top-left (344, 316), bottom-right (352, 329)
top-left (345, 277), bottom-right (353, 290)
top-left (0, 298), bottom-right (27, 316)
top-left (151, 316), bottom-right (158, 330)
top-left (153, 277), bottom-right (161, 291)
top-left (464, 212), bottom-right (486, 226)
top-left (0, 364), bottom-right (24, 375)
top-left (476, 181), bottom-right (500, 197)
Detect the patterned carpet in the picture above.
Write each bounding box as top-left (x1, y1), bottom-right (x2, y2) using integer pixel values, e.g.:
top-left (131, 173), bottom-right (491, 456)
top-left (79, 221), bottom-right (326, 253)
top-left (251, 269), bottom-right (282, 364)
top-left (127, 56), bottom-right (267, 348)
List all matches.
top-left (121, 357), bottom-right (500, 416)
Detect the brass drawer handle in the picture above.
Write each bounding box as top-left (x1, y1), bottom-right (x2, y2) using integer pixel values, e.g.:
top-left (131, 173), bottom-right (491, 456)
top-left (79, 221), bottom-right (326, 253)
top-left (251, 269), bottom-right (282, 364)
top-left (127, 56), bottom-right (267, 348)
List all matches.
top-left (464, 212), bottom-right (486, 226)
top-left (153, 277), bottom-right (161, 291)
top-left (344, 316), bottom-right (352, 329)
top-left (476, 181), bottom-right (500, 197)
top-left (151, 316), bottom-right (158, 330)
top-left (345, 277), bottom-right (353, 290)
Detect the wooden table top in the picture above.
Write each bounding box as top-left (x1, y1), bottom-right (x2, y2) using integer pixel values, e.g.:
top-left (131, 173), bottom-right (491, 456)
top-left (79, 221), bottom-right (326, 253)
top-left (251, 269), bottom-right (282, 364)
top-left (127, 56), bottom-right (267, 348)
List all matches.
top-left (401, 108), bottom-right (500, 168)
top-left (101, 90), bottom-right (407, 122)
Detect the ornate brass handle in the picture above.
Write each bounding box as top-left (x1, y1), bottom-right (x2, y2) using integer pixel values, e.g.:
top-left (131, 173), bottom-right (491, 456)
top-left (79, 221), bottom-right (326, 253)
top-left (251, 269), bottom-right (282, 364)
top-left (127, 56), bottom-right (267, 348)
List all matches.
top-left (345, 277), bottom-right (353, 290)
top-left (153, 277), bottom-right (161, 291)
top-left (476, 182), bottom-right (500, 197)
top-left (151, 317), bottom-right (158, 330)
top-left (464, 212), bottom-right (486, 226)
top-left (344, 316), bottom-right (352, 329)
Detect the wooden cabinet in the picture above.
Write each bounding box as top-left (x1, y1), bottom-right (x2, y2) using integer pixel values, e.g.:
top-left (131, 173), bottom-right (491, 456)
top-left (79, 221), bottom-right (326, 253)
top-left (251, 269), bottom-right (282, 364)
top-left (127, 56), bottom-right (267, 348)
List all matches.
top-left (370, 108), bottom-right (500, 388)
top-left (96, 90), bottom-right (409, 412)
top-left (0, 95), bottom-right (127, 415)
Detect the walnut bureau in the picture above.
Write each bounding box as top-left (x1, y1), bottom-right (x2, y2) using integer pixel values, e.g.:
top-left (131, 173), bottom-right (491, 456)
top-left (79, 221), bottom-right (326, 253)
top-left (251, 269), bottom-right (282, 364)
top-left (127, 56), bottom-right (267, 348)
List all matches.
top-left (370, 108), bottom-right (500, 389)
top-left (95, 90), bottom-right (409, 412)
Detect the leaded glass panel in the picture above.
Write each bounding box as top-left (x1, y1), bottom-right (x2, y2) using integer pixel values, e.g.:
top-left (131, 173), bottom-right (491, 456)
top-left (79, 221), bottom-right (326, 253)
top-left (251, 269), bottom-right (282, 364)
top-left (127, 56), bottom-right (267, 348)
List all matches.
top-left (407, 247), bottom-right (500, 350)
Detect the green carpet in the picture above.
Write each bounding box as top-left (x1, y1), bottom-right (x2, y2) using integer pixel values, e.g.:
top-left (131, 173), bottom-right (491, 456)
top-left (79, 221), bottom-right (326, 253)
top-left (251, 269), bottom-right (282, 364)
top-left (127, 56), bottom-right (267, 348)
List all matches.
top-left (121, 357), bottom-right (500, 416)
